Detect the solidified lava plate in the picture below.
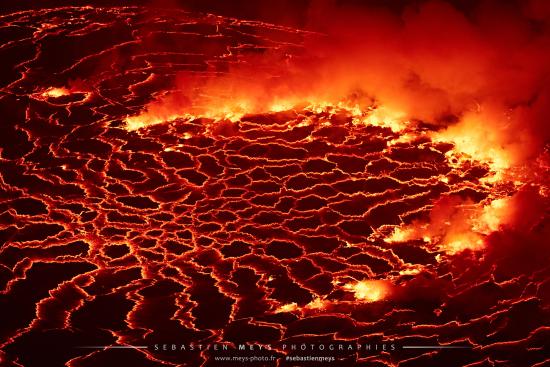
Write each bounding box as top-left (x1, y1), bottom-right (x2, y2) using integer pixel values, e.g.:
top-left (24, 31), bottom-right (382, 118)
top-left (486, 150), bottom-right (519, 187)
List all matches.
top-left (0, 5), bottom-right (549, 367)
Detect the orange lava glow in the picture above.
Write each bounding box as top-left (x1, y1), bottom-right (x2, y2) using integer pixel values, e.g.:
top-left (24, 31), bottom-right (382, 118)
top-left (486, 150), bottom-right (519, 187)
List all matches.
top-left (41, 87), bottom-right (71, 98)
top-left (125, 84), bottom-right (528, 259)
top-left (344, 280), bottom-right (390, 302)
top-left (124, 98), bottom-right (410, 132)
top-left (384, 194), bottom-right (519, 255)
top-left (357, 106), bottom-right (408, 132)
top-left (305, 297), bottom-right (328, 310)
top-left (275, 302), bottom-right (299, 313)
top-left (431, 106), bottom-right (519, 181)
top-left (1, 3), bottom-right (549, 366)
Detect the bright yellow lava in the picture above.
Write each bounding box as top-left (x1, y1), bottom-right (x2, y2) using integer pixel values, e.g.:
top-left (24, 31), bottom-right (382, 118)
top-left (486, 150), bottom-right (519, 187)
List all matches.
top-left (384, 226), bottom-right (416, 243)
top-left (442, 233), bottom-right (485, 255)
top-left (384, 195), bottom-right (515, 255)
top-left (358, 106), bottom-right (408, 132)
top-left (306, 298), bottom-right (327, 310)
top-left (124, 101), bottom-right (409, 132)
top-left (474, 197), bottom-right (512, 233)
top-left (431, 109), bottom-right (515, 178)
top-left (275, 303), bottom-right (298, 313)
top-left (344, 280), bottom-right (389, 302)
top-left (42, 87), bottom-right (70, 98)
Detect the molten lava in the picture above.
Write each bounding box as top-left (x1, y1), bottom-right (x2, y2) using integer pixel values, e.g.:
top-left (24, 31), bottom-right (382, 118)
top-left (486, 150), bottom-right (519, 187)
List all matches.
top-left (41, 87), bottom-right (71, 98)
top-left (344, 280), bottom-right (390, 302)
top-left (0, 3), bottom-right (549, 367)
